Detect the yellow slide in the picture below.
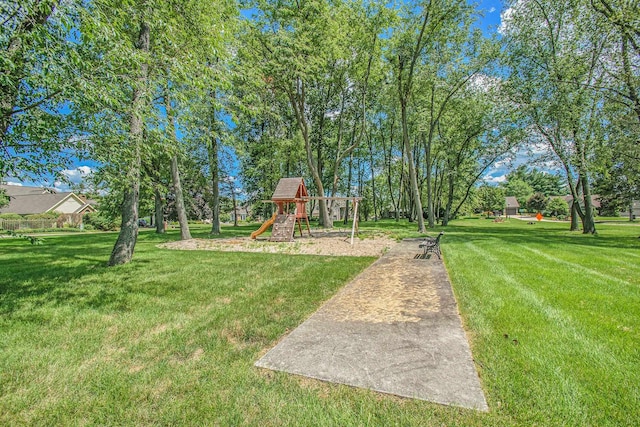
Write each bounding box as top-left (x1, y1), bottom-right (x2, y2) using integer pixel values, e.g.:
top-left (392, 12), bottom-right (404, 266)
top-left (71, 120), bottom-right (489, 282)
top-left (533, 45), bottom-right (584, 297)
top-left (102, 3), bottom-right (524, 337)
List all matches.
top-left (251, 212), bottom-right (278, 239)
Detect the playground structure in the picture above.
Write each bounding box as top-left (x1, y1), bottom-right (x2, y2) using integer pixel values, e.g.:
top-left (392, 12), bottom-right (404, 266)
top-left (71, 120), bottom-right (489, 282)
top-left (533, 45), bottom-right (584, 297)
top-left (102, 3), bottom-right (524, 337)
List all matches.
top-left (251, 177), bottom-right (362, 244)
top-left (249, 212), bottom-right (277, 239)
top-left (251, 177), bottom-right (311, 242)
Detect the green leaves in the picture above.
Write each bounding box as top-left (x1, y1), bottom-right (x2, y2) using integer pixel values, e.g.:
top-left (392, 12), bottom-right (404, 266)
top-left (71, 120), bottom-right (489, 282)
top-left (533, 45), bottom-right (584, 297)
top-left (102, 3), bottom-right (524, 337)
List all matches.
top-left (0, 0), bottom-right (87, 179)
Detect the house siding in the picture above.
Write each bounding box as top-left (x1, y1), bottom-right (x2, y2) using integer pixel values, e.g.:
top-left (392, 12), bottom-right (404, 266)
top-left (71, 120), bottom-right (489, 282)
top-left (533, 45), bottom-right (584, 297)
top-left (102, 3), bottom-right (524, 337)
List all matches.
top-left (52, 197), bottom-right (84, 214)
top-left (620, 200), bottom-right (640, 218)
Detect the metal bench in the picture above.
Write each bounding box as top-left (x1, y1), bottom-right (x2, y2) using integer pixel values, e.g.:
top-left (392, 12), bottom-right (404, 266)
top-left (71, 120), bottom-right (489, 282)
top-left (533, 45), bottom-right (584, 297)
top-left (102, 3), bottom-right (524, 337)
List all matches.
top-left (418, 231), bottom-right (444, 259)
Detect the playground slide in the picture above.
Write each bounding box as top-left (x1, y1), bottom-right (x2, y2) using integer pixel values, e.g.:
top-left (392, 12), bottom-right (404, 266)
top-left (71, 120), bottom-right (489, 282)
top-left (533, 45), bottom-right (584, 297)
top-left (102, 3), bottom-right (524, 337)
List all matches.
top-left (251, 213), bottom-right (278, 239)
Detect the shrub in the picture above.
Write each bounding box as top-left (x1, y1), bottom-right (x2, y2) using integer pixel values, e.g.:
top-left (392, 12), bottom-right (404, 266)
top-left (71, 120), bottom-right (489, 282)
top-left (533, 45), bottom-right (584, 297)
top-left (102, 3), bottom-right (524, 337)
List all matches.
top-left (546, 197), bottom-right (569, 217)
top-left (527, 192), bottom-right (548, 212)
top-left (25, 212), bottom-right (59, 220)
top-left (0, 213), bottom-right (22, 220)
top-left (83, 212), bottom-right (117, 231)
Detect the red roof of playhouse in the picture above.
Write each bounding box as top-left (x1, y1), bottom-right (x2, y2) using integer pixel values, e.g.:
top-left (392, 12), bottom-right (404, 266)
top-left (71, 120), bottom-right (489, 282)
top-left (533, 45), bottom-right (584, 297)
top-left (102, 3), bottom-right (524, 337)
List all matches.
top-left (271, 177), bottom-right (308, 201)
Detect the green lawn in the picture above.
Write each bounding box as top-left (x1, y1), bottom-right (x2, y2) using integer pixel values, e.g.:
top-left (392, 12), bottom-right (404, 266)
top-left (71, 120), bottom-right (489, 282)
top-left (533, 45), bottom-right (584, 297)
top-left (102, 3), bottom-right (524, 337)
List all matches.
top-left (1, 219), bottom-right (638, 425)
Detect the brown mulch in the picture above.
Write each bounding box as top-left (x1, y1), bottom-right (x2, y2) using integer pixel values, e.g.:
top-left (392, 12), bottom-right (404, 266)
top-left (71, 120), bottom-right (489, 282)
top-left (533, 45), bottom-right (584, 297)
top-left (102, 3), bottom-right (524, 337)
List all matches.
top-left (158, 231), bottom-right (398, 257)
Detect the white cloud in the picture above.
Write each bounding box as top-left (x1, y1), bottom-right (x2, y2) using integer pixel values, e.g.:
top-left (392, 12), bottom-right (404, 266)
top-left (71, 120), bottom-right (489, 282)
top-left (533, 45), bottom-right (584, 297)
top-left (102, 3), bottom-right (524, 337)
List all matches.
top-left (493, 159), bottom-right (508, 169)
top-left (483, 174), bottom-right (507, 184)
top-left (77, 165), bottom-right (92, 175)
top-left (498, 6), bottom-right (515, 35)
top-left (61, 165), bottom-right (93, 184)
top-left (5, 181), bottom-right (23, 186)
top-left (489, 7), bottom-right (496, 13)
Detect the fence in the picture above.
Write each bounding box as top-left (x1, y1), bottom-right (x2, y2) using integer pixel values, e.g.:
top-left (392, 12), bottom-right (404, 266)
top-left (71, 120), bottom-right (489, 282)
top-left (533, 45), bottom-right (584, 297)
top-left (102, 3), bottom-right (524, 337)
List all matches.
top-left (0, 219), bottom-right (58, 231)
top-left (0, 214), bottom-right (83, 231)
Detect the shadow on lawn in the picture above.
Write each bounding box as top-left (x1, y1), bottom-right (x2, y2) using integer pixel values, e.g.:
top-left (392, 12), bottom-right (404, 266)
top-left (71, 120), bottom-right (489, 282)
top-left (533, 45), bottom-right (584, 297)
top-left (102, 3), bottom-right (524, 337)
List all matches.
top-left (0, 232), bottom-right (166, 318)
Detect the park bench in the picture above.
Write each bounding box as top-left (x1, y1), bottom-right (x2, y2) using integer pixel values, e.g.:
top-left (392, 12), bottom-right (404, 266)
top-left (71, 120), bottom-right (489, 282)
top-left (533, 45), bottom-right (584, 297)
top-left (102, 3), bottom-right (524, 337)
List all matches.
top-left (419, 231), bottom-right (444, 259)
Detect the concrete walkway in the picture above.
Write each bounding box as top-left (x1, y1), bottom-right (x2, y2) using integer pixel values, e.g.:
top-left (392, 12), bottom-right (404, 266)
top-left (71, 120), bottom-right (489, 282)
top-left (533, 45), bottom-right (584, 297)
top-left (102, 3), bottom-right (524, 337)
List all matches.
top-left (255, 239), bottom-right (488, 411)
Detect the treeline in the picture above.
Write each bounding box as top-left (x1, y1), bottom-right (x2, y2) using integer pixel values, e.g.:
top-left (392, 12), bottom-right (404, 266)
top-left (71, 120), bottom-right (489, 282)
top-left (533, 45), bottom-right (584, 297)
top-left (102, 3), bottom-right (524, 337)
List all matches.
top-left (1, 0), bottom-right (638, 264)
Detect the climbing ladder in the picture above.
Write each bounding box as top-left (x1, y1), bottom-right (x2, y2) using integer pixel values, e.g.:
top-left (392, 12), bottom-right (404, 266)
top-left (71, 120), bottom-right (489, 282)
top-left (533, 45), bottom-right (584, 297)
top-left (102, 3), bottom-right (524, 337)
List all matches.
top-left (269, 214), bottom-right (296, 242)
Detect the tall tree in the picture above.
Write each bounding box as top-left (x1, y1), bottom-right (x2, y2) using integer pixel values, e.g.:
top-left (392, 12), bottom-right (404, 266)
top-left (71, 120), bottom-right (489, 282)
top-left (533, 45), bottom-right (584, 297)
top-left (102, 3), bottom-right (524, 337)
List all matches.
top-left (1, 0), bottom-right (86, 179)
top-left (79, 0), bottom-right (235, 264)
top-left (108, 18), bottom-right (150, 266)
top-left (245, 0), bottom-right (383, 228)
top-left (503, 0), bottom-right (611, 233)
top-left (390, 0), bottom-right (476, 231)
top-left (164, 87), bottom-right (191, 240)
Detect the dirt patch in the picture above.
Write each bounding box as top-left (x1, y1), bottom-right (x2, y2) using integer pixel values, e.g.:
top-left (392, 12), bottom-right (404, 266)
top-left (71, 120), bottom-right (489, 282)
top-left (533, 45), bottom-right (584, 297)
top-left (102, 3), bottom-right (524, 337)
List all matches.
top-left (318, 257), bottom-right (441, 324)
top-left (158, 232), bottom-right (397, 258)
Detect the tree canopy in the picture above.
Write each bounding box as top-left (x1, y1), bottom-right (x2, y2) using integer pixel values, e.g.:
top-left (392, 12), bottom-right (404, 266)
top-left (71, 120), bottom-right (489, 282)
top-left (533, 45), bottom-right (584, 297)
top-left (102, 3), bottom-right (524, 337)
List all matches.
top-left (3, 0), bottom-right (638, 263)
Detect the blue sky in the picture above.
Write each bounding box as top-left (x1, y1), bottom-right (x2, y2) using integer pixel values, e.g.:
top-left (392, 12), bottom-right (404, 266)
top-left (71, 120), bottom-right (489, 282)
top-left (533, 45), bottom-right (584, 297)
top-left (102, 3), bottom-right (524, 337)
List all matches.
top-left (7, 0), bottom-right (510, 192)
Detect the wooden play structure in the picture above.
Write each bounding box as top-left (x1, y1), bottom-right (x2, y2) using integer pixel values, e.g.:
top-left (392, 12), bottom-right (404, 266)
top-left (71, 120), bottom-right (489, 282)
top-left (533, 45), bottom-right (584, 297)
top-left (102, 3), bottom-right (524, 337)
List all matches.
top-left (251, 177), bottom-right (362, 244)
top-left (251, 177), bottom-right (311, 242)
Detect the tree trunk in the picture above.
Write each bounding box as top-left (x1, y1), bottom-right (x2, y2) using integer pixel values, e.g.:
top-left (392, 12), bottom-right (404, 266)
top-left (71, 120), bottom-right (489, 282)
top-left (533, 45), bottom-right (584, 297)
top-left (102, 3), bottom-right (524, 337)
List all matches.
top-left (573, 130), bottom-right (596, 234)
top-left (580, 173), bottom-right (597, 234)
top-left (368, 131), bottom-right (377, 221)
top-left (316, 131), bottom-right (325, 226)
top-left (442, 173), bottom-right (455, 226)
top-left (231, 180), bottom-right (238, 227)
top-left (424, 131), bottom-right (435, 228)
top-left (401, 102), bottom-right (425, 232)
top-left (396, 136), bottom-right (405, 221)
top-left (170, 154), bottom-right (191, 239)
top-left (108, 20), bottom-right (150, 266)
top-left (153, 187), bottom-right (165, 234)
top-left (570, 201), bottom-right (580, 231)
top-left (208, 101), bottom-right (221, 235)
top-left (288, 80), bottom-right (332, 228)
top-left (143, 156), bottom-right (165, 234)
top-left (381, 118), bottom-right (397, 221)
top-left (154, 186), bottom-right (165, 234)
top-left (165, 89), bottom-right (191, 240)
top-left (344, 153), bottom-right (353, 224)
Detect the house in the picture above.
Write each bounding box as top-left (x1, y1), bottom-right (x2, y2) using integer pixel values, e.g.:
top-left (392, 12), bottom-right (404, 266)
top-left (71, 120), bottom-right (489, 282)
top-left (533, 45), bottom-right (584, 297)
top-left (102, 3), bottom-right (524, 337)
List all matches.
top-left (504, 196), bottom-right (520, 216)
top-left (310, 199), bottom-right (348, 221)
top-left (563, 194), bottom-right (601, 215)
top-left (229, 206), bottom-right (250, 222)
top-left (620, 200), bottom-right (640, 219)
top-left (0, 185), bottom-right (96, 216)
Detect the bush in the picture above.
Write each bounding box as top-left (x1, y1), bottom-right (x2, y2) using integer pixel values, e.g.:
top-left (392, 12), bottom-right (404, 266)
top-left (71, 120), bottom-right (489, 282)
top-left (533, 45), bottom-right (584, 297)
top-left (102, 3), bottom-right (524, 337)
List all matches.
top-left (25, 212), bottom-right (59, 220)
top-left (546, 197), bottom-right (569, 217)
top-left (0, 213), bottom-right (22, 220)
top-left (83, 212), bottom-right (117, 231)
top-left (527, 192), bottom-right (548, 212)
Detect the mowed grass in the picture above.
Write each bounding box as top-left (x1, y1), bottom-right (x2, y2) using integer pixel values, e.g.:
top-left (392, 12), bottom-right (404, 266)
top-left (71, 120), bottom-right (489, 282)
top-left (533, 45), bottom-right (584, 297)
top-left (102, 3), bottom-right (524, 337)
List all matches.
top-left (442, 219), bottom-right (640, 426)
top-left (0, 219), bottom-right (638, 425)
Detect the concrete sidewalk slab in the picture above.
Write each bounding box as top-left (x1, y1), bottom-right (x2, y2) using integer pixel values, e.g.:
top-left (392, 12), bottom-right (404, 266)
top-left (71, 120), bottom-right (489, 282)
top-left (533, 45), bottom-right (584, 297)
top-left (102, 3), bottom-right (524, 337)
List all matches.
top-left (255, 239), bottom-right (488, 411)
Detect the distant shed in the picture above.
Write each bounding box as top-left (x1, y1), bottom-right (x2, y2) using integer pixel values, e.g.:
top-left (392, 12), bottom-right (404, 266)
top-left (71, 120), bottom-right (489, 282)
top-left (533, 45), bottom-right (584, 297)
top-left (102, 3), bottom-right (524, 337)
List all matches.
top-left (505, 196), bottom-right (520, 216)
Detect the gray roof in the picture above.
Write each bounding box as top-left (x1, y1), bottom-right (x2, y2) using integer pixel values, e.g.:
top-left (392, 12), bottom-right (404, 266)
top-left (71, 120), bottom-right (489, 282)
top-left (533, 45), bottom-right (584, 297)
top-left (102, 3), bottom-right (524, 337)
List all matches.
top-left (1, 184), bottom-right (56, 197)
top-left (0, 193), bottom-right (69, 215)
top-left (505, 196), bottom-right (520, 208)
top-left (0, 185), bottom-right (91, 215)
top-left (271, 177), bottom-right (308, 201)
top-left (563, 194), bottom-right (601, 209)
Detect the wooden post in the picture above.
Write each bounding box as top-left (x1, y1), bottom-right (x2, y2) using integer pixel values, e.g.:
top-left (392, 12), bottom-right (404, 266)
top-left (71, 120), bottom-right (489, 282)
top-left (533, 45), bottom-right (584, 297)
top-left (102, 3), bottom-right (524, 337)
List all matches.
top-left (351, 199), bottom-right (359, 245)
